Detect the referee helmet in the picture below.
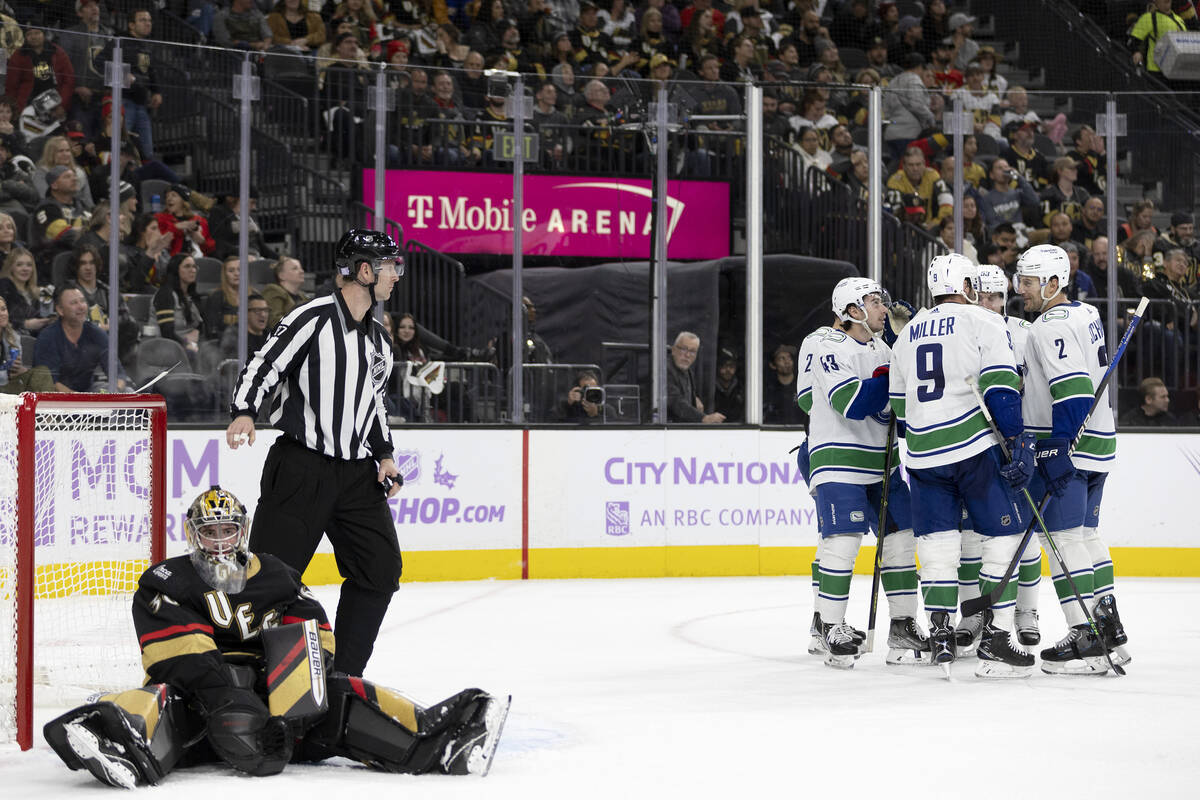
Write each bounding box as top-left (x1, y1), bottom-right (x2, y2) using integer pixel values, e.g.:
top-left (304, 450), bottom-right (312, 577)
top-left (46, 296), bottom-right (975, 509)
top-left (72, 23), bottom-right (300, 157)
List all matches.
top-left (335, 229), bottom-right (404, 286)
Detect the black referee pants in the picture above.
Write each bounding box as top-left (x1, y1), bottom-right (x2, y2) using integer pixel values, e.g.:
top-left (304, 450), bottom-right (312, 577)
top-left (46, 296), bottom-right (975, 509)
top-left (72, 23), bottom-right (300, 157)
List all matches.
top-left (249, 435), bottom-right (402, 677)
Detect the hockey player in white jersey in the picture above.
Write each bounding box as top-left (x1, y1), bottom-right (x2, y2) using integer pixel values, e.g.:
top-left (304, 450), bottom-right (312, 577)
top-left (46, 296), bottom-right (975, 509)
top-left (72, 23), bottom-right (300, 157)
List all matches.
top-left (808, 278), bottom-right (925, 668)
top-left (795, 324), bottom-right (843, 655)
top-left (1014, 245), bottom-right (1127, 674)
top-left (977, 265), bottom-right (1043, 647)
top-left (889, 255), bottom-right (1038, 678)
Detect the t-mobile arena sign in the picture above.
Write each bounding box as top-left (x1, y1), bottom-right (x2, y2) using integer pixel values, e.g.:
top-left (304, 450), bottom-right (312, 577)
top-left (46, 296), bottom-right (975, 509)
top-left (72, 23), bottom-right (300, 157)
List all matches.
top-left (363, 170), bottom-right (730, 259)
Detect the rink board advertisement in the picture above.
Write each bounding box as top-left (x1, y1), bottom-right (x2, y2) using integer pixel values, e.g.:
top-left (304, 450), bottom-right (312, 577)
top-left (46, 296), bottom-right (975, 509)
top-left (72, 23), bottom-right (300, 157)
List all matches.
top-left (164, 429), bottom-right (525, 581)
top-left (157, 429), bottom-right (1200, 583)
top-left (364, 169), bottom-right (731, 258)
top-left (527, 429), bottom-right (818, 577)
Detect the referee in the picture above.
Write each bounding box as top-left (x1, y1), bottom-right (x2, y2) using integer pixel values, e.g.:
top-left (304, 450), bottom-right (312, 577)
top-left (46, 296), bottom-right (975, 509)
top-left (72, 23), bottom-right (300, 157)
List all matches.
top-left (225, 229), bottom-right (404, 678)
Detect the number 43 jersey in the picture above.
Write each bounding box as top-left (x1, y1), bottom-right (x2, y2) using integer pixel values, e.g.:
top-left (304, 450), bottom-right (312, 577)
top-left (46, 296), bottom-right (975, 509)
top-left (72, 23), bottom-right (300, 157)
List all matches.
top-left (1022, 301), bottom-right (1116, 473)
top-left (890, 303), bottom-right (1020, 470)
top-left (807, 328), bottom-right (895, 489)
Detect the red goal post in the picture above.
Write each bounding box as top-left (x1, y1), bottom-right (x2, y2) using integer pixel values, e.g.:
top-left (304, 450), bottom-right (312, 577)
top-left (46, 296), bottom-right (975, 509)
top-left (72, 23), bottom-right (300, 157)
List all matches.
top-left (0, 393), bottom-right (166, 751)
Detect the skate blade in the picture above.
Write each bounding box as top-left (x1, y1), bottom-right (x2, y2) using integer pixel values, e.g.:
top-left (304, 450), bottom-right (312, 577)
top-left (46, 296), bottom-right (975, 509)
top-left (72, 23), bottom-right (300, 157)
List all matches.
top-left (940, 662), bottom-right (953, 681)
top-left (807, 635), bottom-right (827, 656)
top-left (823, 653), bottom-right (857, 669)
top-left (1040, 656), bottom-right (1109, 676)
top-left (885, 648), bottom-right (932, 666)
top-left (64, 722), bottom-right (138, 790)
top-left (1111, 646), bottom-right (1132, 667)
top-left (974, 660), bottom-right (1033, 679)
top-left (468, 695), bottom-right (511, 777)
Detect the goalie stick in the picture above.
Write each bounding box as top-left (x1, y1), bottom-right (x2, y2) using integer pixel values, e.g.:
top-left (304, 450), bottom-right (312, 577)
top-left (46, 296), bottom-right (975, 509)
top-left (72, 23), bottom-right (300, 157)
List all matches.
top-left (863, 415), bottom-right (897, 653)
top-left (959, 296), bottom-right (1148, 622)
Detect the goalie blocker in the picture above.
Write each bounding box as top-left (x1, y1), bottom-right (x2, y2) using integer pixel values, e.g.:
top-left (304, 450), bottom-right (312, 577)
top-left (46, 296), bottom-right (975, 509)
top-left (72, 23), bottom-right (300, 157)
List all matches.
top-left (44, 622), bottom-right (510, 787)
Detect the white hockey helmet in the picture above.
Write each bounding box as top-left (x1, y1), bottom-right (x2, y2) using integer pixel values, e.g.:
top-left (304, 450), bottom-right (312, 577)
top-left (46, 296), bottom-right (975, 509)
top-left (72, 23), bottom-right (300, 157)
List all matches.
top-left (927, 253), bottom-right (979, 302)
top-left (1015, 244), bottom-right (1070, 307)
top-left (831, 276), bottom-right (889, 329)
top-left (977, 263), bottom-right (1009, 296)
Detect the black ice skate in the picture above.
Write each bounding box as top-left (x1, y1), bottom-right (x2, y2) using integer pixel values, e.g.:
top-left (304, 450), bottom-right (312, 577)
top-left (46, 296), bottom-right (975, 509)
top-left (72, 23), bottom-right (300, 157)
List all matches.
top-left (928, 612), bottom-right (956, 677)
top-left (1015, 608), bottom-right (1040, 646)
top-left (885, 617), bottom-right (930, 666)
top-left (821, 621), bottom-right (862, 669)
top-left (974, 614), bottom-right (1034, 679)
top-left (808, 612), bottom-right (826, 656)
top-left (954, 611), bottom-right (984, 656)
top-left (441, 693), bottom-right (511, 777)
top-left (1094, 595), bottom-right (1131, 666)
top-left (1040, 624), bottom-right (1109, 675)
top-left (63, 720), bottom-right (142, 789)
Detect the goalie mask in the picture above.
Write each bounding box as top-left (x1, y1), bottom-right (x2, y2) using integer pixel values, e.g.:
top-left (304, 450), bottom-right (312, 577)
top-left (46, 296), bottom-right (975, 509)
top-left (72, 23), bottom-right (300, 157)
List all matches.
top-left (185, 486), bottom-right (251, 593)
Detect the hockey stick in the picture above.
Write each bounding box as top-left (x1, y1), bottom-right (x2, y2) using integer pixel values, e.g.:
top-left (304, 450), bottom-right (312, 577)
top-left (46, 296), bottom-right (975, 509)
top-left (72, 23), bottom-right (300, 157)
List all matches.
top-left (863, 415), bottom-right (897, 653)
top-left (961, 297), bottom-right (1148, 620)
top-left (965, 376), bottom-right (1123, 676)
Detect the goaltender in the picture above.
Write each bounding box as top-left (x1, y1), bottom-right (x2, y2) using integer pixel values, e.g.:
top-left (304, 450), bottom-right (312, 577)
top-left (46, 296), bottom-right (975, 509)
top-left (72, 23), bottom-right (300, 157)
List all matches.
top-left (43, 486), bottom-right (508, 788)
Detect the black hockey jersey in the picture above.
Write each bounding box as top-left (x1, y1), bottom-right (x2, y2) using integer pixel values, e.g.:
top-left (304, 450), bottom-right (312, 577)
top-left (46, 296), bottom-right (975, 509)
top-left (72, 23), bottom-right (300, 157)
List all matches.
top-left (132, 553), bottom-right (335, 695)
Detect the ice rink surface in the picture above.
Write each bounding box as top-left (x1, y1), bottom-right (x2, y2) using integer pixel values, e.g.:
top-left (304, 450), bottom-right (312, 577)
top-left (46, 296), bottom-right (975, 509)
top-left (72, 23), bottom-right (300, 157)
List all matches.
top-left (3, 575), bottom-right (1198, 799)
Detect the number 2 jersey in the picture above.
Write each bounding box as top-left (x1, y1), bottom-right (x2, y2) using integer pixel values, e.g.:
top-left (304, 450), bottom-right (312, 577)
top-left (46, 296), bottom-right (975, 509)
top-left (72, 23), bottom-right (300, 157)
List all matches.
top-left (1021, 301), bottom-right (1116, 472)
top-left (889, 303), bottom-right (1021, 470)
top-left (795, 325), bottom-right (834, 416)
top-left (807, 327), bottom-right (895, 488)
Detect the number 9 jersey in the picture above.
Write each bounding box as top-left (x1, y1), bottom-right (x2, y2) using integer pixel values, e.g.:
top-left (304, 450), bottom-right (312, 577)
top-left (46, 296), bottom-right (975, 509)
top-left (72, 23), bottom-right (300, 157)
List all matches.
top-left (889, 303), bottom-right (1021, 469)
top-left (1022, 302), bottom-right (1116, 472)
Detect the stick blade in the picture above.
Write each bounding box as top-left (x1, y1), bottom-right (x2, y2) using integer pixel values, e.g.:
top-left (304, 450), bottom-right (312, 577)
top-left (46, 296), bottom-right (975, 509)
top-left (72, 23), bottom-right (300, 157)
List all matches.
top-left (960, 593), bottom-right (993, 618)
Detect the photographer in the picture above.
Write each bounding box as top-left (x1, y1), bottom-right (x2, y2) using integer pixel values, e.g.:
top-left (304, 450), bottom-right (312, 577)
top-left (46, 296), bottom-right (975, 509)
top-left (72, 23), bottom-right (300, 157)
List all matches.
top-left (979, 157), bottom-right (1040, 231)
top-left (555, 369), bottom-right (612, 424)
top-left (0, 133), bottom-right (39, 214)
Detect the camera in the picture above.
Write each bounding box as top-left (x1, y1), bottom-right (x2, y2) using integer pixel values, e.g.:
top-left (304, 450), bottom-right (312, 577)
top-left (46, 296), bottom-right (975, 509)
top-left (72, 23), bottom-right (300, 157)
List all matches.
top-left (582, 386), bottom-right (605, 405)
top-left (1008, 169), bottom-right (1020, 182)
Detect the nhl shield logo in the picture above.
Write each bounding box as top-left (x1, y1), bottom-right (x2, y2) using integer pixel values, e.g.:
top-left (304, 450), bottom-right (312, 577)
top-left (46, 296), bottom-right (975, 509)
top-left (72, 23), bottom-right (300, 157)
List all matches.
top-left (395, 450), bottom-right (420, 484)
top-left (1000, 514), bottom-right (1012, 526)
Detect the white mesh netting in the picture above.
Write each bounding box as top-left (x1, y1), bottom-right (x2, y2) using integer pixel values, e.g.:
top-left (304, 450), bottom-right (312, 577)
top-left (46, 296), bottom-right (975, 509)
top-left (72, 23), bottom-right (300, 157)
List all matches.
top-left (0, 395), bottom-right (157, 745)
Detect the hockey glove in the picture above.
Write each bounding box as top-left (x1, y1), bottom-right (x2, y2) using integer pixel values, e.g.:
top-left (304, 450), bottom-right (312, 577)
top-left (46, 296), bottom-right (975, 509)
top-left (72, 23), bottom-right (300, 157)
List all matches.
top-left (999, 431), bottom-right (1037, 492)
top-left (881, 300), bottom-right (916, 347)
top-left (1034, 437), bottom-right (1075, 498)
top-left (203, 689), bottom-right (293, 776)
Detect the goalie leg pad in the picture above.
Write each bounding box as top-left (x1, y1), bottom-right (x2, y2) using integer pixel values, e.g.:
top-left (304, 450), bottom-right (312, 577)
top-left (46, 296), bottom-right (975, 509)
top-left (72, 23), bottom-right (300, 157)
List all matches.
top-left (44, 685), bottom-right (194, 787)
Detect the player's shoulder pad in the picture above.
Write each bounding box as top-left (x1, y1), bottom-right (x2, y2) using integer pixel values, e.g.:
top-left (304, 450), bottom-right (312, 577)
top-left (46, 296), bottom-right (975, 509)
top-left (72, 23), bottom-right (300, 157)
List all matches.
top-left (139, 555), bottom-right (197, 592)
top-left (254, 552), bottom-right (303, 584)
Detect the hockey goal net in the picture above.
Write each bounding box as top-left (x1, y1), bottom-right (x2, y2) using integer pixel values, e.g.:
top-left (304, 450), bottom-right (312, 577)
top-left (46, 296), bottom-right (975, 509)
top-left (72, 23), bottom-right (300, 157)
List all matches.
top-left (0, 393), bottom-right (165, 751)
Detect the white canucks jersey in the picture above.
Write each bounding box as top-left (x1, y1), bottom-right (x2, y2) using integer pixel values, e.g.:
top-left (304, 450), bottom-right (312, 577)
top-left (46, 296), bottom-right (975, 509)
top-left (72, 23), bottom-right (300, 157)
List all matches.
top-left (1008, 317), bottom-right (1031, 375)
top-left (808, 328), bottom-right (894, 488)
top-left (890, 303), bottom-right (1020, 470)
top-left (1022, 301), bottom-right (1116, 472)
top-left (796, 326), bottom-right (834, 415)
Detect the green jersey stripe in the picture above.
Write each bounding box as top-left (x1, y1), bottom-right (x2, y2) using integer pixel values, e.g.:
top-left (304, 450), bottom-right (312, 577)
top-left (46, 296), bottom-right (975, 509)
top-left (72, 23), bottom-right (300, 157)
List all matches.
top-left (1049, 375), bottom-right (1094, 401)
top-left (797, 388), bottom-right (813, 414)
top-left (979, 369), bottom-right (1020, 393)
top-left (905, 411), bottom-right (989, 454)
top-left (829, 379), bottom-right (862, 416)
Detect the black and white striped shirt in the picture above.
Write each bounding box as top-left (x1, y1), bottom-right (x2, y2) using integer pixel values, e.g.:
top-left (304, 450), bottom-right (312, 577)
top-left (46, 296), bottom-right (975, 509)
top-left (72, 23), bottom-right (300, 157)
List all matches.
top-left (230, 291), bottom-right (395, 461)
